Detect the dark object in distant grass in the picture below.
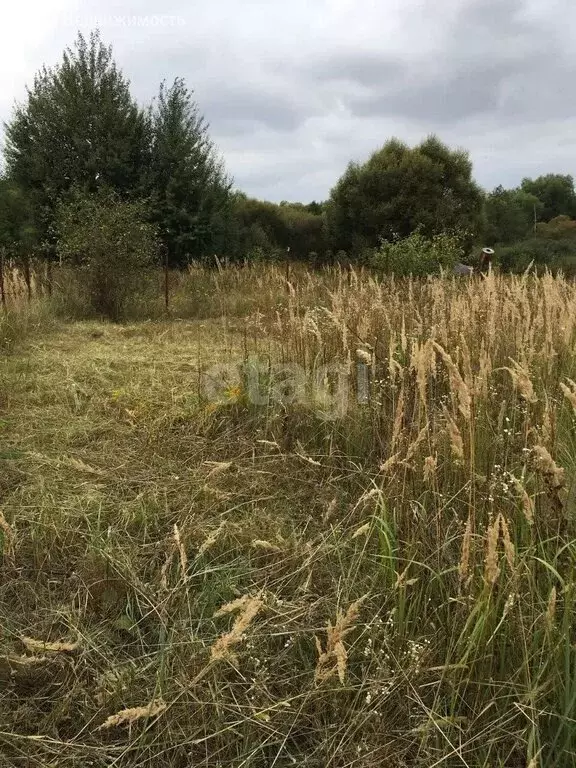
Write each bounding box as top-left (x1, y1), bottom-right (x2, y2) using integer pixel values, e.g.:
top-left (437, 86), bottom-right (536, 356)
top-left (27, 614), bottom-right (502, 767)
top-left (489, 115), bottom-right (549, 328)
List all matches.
top-left (453, 262), bottom-right (474, 276)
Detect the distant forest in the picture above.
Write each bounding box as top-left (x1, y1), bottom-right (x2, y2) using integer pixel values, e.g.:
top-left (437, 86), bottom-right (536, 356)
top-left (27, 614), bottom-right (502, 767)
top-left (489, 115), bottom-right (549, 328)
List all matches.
top-left (2, 31), bottom-right (576, 273)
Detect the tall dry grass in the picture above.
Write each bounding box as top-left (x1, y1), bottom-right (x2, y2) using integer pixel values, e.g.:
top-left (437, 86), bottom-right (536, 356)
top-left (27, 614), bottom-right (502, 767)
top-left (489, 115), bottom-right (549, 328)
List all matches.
top-left (1, 264), bottom-right (575, 766)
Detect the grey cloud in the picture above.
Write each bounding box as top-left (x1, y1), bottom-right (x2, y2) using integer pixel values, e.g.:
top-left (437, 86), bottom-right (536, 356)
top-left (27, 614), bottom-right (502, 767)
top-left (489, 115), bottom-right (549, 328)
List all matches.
top-left (126, 52), bottom-right (306, 136)
top-left (2, 0), bottom-right (576, 201)
top-left (345, 63), bottom-right (512, 123)
top-left (306, 51), bottom-right (404, 88)
top-left (299, 0), bottom-right (569, 128)
top-left (497, 62), bottom-right (576, 121)
top-left (197, 82), bottom-right (308, 134)
top-left (453, 0), bottom-right (532, 43)
top-left (344, 53), bottom-right (576, 126)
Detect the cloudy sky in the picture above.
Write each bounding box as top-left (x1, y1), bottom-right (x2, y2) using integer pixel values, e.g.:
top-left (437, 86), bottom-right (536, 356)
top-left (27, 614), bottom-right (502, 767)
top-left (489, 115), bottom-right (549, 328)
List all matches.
top-left (1, 0), bottom-right (574, 202)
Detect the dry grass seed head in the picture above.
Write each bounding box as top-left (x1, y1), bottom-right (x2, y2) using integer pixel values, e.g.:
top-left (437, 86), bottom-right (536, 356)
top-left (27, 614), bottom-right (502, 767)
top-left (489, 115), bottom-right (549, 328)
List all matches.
top-left (21, 637), bottom-right (79, 654)
top-left (3, 654), bottom-right (48, 667)
top-left (198, 520), bottom-right (226, 556)
top-left (433, 341), bottom-right (471, 421)
top-left (315, 595), bottom-right (368, 685)
top-left (560, 379), bottom-right (576, 413)
top-left (404, 425), bottom-right (429, 464)
top-left (476, 345), bottom-right (492, 399)
top-left (323, 497), bottom-right (337, 522)
top-left (213, 594), bottom-right (252, 617)
top-left (484, 516), bottom-right (501, 586)
top-left (380, 452), bottom-right (401, 474)
top-left (252, 539), bottom-right (282, 552)
top-left (98, 699), bottom-right (167, 730)
top-left (351, 522), bottom-right (370, 540)
top-left (505, 360), bottom-right (538, 404)
top-left (511, 476), bottom-right (534, 525)
top-left (211, 595), bottom-right (264, 664)
top-left (356, 347), bottom-right (372, 365)
top-left (204, 460), bottom-right (235, 477)
top-left (443, 407), bottom-right (465, 461)
top-left (498, 514), bottom-right (515, 571)
top-left (545, 586), bottom-right (557, 630)
top-left (532, 445), bottom-right (565, 489)
top-left (423, 455), bottom-right (437, 483)
top-left (173, 524), bottom-right (188, 578)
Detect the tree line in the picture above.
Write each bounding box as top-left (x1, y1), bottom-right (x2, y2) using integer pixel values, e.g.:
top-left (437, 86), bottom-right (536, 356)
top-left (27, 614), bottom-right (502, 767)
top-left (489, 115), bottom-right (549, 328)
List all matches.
top-left (1, 30), bottom-right (576, 275)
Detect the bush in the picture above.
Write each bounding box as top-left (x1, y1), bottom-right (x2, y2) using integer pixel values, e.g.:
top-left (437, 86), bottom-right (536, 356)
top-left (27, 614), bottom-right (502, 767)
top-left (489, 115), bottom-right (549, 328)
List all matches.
top-left (369, 230), bottom-right (465, 276)
top-left (499, 237), bottom-right (576, 275)
top-left (535, 215), bottom-right (576, 240)
top-left (57, 189), bottom-right (159, 320)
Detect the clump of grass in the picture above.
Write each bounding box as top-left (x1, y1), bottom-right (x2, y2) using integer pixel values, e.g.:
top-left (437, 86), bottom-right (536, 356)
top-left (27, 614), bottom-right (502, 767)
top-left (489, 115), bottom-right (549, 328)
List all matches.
top-left (0, 305), bottom-right (47, 354)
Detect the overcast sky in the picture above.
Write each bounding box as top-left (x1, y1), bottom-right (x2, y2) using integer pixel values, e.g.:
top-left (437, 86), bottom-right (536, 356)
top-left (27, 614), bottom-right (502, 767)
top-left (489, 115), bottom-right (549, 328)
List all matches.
top-left (1, 0), bottom-right (574, 202)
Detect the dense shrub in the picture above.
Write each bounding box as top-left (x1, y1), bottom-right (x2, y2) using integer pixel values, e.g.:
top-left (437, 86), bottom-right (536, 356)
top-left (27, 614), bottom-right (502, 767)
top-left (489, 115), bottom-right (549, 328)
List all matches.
top-left (499, 237), bottom-right (576, 275)
top-left (56, 189), bottom-right (159, 320)
top-left (535, 215), bottom-right (576, 240)
top-left (369, 230), bottom-right (466, 276)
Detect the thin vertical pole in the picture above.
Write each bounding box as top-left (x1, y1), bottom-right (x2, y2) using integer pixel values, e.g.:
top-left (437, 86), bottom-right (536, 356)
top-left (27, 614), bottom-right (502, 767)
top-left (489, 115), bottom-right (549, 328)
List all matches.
top-left (0, 249), bottom-right (6, 312)
top-left (164, 246), bottom-right (170, 313)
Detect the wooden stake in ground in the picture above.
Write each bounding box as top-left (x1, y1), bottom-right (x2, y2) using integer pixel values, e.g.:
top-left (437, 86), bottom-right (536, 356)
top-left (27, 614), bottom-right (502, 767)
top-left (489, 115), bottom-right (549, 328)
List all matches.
top-left (285, 247), bottom-right (291, 291)
top-left (163, 244), bottom-right (170, 313)
top-left (0, 248), bottom-right (6, 311)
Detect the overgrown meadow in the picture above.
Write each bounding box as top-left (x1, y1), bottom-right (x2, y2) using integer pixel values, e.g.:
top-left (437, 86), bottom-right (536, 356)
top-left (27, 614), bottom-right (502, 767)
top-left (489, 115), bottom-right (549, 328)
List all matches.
top-left (1, 264), bottom-right (576, 767)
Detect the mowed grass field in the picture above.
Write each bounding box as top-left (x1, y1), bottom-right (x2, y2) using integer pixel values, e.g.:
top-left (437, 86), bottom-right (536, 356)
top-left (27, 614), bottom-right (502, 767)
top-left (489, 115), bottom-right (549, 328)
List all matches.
top-left (1, 266), bottom-right (576, 767)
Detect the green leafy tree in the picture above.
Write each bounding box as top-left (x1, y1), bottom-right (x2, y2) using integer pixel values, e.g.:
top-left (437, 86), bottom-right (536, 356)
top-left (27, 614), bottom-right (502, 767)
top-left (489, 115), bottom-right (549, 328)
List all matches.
top-left (148, 78), bottom-right (232, 266)
top-left (304, 201), bottom-right (324, 216)
top-left (279, 204), bottom-right (327, 259)
top-left (483, 185), bottom-right (542, 245)
top-left (232, 196), bottom-right (327, 260)
top-left (326, 135), bottom-right (483, 257)
top-left (0, 178), bottom-right (37, 258)
top-left (520, 174), bottom-right (576, 222)
top-left (4, 31), bottom-right (150, 246)
top-left (57, 189), bottom-right (158, 320)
